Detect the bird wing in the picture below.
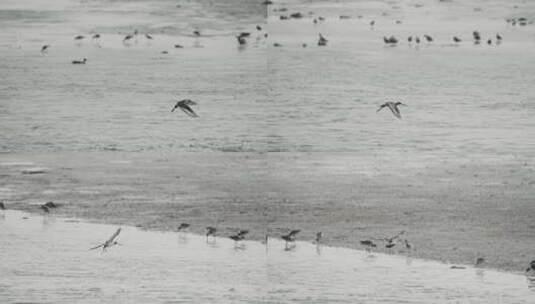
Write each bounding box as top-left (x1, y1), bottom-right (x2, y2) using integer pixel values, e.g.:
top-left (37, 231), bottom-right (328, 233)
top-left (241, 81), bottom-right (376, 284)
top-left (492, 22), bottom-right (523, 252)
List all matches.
top-left (289, 229), bottom-right (300, 237)
top-left (376, 103), bottom-right (387, 113)
top-left (387, 103), bottom-right (402, 119)
top-left (179, 104), bottom-right (198, 117)
top-left (89, 243), bottom-right (103, 250)
top-left (106, 228), bottom-right (121, 243)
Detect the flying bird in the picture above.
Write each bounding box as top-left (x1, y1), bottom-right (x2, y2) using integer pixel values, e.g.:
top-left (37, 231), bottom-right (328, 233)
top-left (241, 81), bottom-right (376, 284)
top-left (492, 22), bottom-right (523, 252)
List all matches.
top-left (171, 99), bottom-right (198, 117)
top-left (90, 228), bottom-right (122, 251)
top-left (123, 34), bottom-right (133, 42)
top-left (376, 101), bottom-right (406, 119)
top-left (74, 35), bottom-right (85, 40)
top-left (424, 34), bottom-right (433, 42)
top-left (41, 45), bottom-right (50, 53)
top-left (145, 34), bottom-right (153, 40)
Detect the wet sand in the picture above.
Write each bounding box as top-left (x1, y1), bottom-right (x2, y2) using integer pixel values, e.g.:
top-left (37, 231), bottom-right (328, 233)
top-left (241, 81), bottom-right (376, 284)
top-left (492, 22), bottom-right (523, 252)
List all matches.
top-left (1, 151), bottom-right (534, 273)
top-left (3, 210), bottom-right (534, 303)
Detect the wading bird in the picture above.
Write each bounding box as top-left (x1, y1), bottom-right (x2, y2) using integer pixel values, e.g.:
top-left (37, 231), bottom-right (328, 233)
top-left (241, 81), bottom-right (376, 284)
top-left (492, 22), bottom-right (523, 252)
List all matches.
top-left (281, 229), bottom-right (300, 247)
top-left (206, 226), bottom-right (217, 241)
top-left (376, 101), bottom-right (406, 119)
top-left (315, 232), bottom-right (322, 243)
top-left (229, 230), bottom-right (248, 244)
top-left (453, 36), bottom-right (462, 43)
top-left (40, 205), bottom-right (49, 213)
top-left (171, 99), bottom-right (198, 117)
top-left (90, 228), bottom-right (122, 251)
top-left (526, 260), bottom-right (535, 273)
top-left (318, 33), bottom-right (328, 46)
top-left (475, 257), bottom-right (485, 266)
top-left (177, 223), bottom-right (190, 231)
top-left (424, 34), bottom-right (433, 42)
top-left (360, 239), bottom-right (377, 251)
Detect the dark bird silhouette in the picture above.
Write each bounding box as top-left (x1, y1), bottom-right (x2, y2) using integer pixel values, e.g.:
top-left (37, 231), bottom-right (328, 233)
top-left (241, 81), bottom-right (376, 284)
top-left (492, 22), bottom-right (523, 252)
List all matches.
top-left (451, 265), bottom-right (466, 269)
top-left (273, 42), bottom-right (282, 47)
top-left (171, 99), bottom-right (198, 117)
top-left (41, 45), bottom-right (50, 53)
top-left (475, 257), bottom-right (485, 266)
top-left (206, 226), bottom-right (216, 238)
top-left (383, 36), bottom-right (398, 44)
top-left (90, 228), bottom-right (121, 250)
top-left (256, 25), bottom-right (262, 31)
top-left (403, 239), bottom-right (412, 250)
top-left (193, 30), bottom-right (201, 36)
top-left (318, 33), bottom-right (328, 46)
top-left (0, 201), bottom-right (5, 210)
top-left (145, 34), bottom-right (153, 40)
top-left (385, 241), bottom-right (396, 248)
top-left (526, 260), bottom-right (535, 273)
top-left (174, 44), bottom-right (183, 48)
top-left (453, 36), bottom-right (462, 43)
top-left (177, 223), bottom-right (190, 231)
top-left (360, 240), bottom-right (377, 251)
top-left (415, 36), bottom-right (420, 44)
top-left (72, 58), bottom-right (87, 64)
top-left (74, 35), bottom-right (85, 40)
top-left (40, 205), bottom-right (49, 213)
top-left (123, 34), bottom-right (133, 42)
top-left (315, 232), bottom-right (322, 243)
top-left (229, 230), bottom-right (248, 243)
top-left (473, 31), bottom-right (481, 43)
top-left (236, 35), bottom-right (247, 45)
top-left (92, 34), bottom-right (100, 39)
top-left (238, 32), bottom-right (250, 38)
top-left (496, 33), bottom-right (502, 42)
top-left (408, 36), bottom-right (412, 43)
top-left (424, 34), bottom-right (433, 42)
top-left (370, 20), bottom-right (375, 27)
top-left (487, 39), bottom-right (492, 45)
top-left (281, 229), bottom-right (300, 245)
top-left (377, 101), bottom-right (406, 119)
top-left (44, 201), bottom-right (57, 208)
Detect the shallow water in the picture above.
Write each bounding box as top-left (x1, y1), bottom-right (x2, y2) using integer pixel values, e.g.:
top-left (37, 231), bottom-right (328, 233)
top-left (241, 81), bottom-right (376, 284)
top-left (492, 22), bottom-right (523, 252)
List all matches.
top-left (0, 210), bottom-right (534, 303)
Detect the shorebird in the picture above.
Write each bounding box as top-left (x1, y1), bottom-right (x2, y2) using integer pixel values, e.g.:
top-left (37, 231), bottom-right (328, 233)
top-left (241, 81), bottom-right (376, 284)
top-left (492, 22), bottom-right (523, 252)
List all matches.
top-left (206, 226), bottom-right (217, 240)
top-left (92, 33), bottom-right (100, 39)
top-left (473, 31), bottom-right (481, 43)
top-left (487, 39), bottom-right (492, 45)
top-left (236, 35), bottom-right (247, 45)
top-left (72, 58), bottom-right (87, 64)
top-left (123, 34), bottom-right (134, 43)
top-left (496, 33), bottom-right (502, 43)
top-left (407, 36), bottom-right (412, 43)
top-left (453, 36), bottom-right (462, 43)
top-left (475, 257), bottom-right (485, 266)
top-left (281, 229), bottom-right (300, 246)
top-left (145, 34), bottom-right (153, 40)
top-left (360, 240), bottom-right (377, 251)
top-left (424, 34), bottom-right (433, 42)
top-left (383, 36), bottom-right (398, 45)
top-left (171, 99), bottom-right (198, 117)
top-left (0, 201), bottom-right (5, 210)
top-left (44, 201), bottom-right (57, 208)
top-left (40, 205), bottom-right (50, 213)
top-left (415, 36), bottom-right (420, 44)
top-left (526, 260), bottom-right (535, 273)
top-left (256, 25), bottom-right (262, 31)
top-left (229, 230), bottom-right (248, 244)
top-left (315, 232), bottom-right (322, 243)
top-left (74, 35), bottom-right (85, 40)
top-left (404, 239), bottom-right (412, 250)
top-left (193, 30), bottom-right (201, 36)
top-left (177, 223), bottom-right (190, 231)
top-left (40, 45), bottom-right (50, 53)
top-left (376, 101), bottom-right (406, 119)
top-left (174, 44), bottom-right (184, 48)
top-left (90, 228), bottom-right (121, 251)
top-left (385, 241), bottom-right (396, 248)
top-left (273, 43), bottom-right (282, 47)
top-left (370, 20), bottom-right (375, 27)
top-left (318, 34), bottom-right (328, 46)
